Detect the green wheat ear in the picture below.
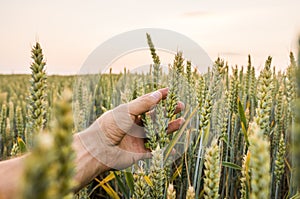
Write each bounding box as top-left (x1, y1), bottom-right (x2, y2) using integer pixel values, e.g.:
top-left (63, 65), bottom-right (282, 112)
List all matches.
top-left (255, 56), bottom-right (273, 136)
top-left (21, 89), bottom-right (75, 199)
top-left (143, 114), bottom-right (157, 150)
top-left (133, 163), bottom-right (149, 199)
top-left (167, 183), bottom-right (176, 199)
top-left (0, 103), bottom-right (7, 158)
top-left (146, 33), bottom-right (161, 90)
top-left (274, 134), bottom-right (286, 183)
top-left (203, 138), bottom-right (221, 199)
top-left (21, 133), bottom-right (57, 199)
top-left (149, 145), bottom-right (165, 199)
top-left (248, 122), bottom-right (270, 199)
top-left (16, 105), bottom-right (24, 140)
top-left (26, 42), bottom-right (48, 147)
top-left (166, 52), bottom-right (183, 119)
top-left (186, 186), bottom-right (195, 199)
top-left (240, 151), bottom-right (250, 199)
top-left (51, 89), bottom-right (75, 198)
top-left (274, 134), bottom-right (286, 199)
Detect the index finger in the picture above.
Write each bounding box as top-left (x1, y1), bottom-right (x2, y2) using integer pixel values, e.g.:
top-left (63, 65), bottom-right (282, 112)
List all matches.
top-left (128, 87), bottom-right (168, 115)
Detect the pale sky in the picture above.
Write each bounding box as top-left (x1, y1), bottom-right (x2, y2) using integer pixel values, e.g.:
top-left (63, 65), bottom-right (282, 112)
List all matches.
top-left (0, 0), bottom-right (299, 74)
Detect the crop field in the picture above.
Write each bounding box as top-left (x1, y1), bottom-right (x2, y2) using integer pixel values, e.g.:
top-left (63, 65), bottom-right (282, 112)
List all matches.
top-left (0, 36), bottom-right (300, 199)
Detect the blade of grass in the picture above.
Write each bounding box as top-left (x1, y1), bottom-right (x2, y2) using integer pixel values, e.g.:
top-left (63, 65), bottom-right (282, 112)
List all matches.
top-left (102, 183), bottom-right (120, 199)
top-left (222, 161), bottom-right (242, 170)
top-left (164, 107), bottom-right (198, 162)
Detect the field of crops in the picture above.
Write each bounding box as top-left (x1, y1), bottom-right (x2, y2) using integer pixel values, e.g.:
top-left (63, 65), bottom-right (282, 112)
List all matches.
top-left (0, 36), bottom-right (300, 199)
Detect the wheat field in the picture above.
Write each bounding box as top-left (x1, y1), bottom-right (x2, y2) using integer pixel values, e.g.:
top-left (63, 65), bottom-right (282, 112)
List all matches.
top-left (0, 36), bottom-right (299, 199)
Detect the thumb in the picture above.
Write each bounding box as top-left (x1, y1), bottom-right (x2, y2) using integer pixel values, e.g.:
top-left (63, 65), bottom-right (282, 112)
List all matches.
top-left (128, 88), bottom-right (168, 115)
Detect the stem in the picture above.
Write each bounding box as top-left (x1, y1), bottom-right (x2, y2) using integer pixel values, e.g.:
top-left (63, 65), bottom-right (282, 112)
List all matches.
top-left (275, 182), bottom-right (279, 199)
top-left (193, 128), bottom-right (204, 188)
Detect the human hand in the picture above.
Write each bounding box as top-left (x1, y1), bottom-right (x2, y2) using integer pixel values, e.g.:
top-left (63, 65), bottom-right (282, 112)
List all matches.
top-left (77, 88), bottom-right (185, 171)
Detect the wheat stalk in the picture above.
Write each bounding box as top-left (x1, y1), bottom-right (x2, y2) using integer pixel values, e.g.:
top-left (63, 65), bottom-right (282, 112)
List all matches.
top-left (26, 42), bottom-right (48, 147)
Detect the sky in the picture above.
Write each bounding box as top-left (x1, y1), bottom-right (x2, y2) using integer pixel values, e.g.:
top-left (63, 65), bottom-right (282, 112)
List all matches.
top-left (0, 0), bottom-right (299, 74)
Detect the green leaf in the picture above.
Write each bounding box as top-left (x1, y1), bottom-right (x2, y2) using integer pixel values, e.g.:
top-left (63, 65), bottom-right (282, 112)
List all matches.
top-left (124, 171), bottom-right (134, 195)
top-left (17, 137), bottom-right (27, 153)
top-left (222, 161), bottom-right (242, 170)
top-left (238, 97), bottom-right (247, 129)
top-left (114, 171), bottom-right (129, 199)
top-left (238, 98), bottom-right (250, 147)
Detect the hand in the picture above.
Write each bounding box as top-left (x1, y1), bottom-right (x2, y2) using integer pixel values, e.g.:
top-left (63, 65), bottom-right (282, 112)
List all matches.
top-left (0, 88), bottom-right (185, 196)
top-left (77, 88), bottom-right (185, 171)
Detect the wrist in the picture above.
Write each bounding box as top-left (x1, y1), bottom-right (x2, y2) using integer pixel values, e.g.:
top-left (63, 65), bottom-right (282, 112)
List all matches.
top-left (72, 133), bottom-right (110, 191)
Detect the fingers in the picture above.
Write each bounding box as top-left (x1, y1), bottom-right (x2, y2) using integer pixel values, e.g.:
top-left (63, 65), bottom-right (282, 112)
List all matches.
top-left (167, 117), bottom-right (185, 134)
top-left (128, 88), bottom-right (168, 115)
top-left (174, 101), bottom-right (185, 115)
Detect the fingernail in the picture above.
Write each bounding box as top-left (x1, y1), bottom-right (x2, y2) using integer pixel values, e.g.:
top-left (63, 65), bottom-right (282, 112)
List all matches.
top-left (180, 118), bottom-right (185, 126)
top-left (180, 102), bottom-right (185, 110)
top-left (150, 91), bottom-right (161, 100)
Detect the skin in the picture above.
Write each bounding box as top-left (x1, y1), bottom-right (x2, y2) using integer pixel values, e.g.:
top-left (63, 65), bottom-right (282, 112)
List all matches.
top-left (0, 88), bottom-right (184, 199)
